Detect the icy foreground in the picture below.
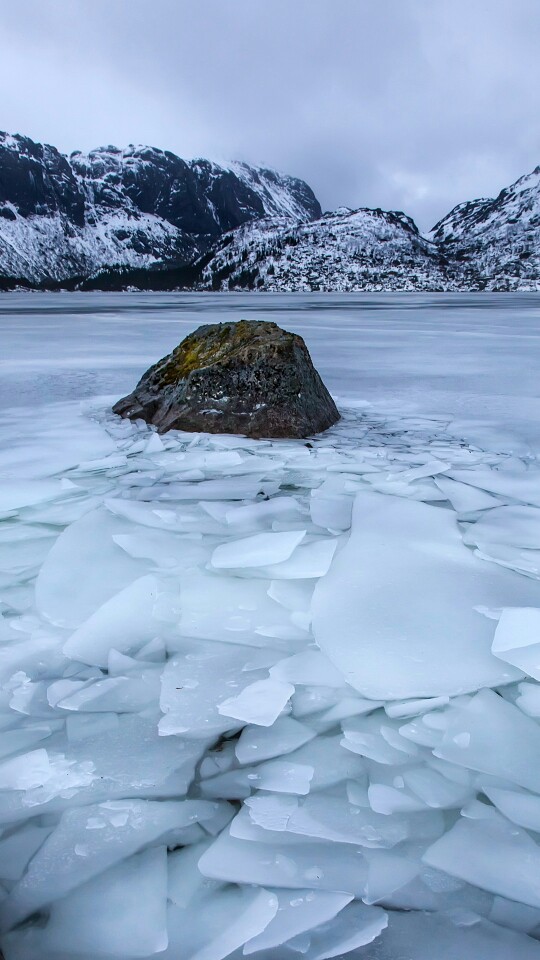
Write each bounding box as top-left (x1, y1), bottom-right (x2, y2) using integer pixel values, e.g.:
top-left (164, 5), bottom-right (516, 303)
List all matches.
top-left (2, 390), bottom-right (540, 958)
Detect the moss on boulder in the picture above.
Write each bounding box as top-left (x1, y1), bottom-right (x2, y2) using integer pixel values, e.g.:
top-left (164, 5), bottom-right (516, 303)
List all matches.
top-left (113, 319), bottom-right (340, 439)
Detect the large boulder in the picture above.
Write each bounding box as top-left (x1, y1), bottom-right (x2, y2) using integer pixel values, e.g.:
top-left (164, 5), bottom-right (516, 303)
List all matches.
top-left (113, 319), bottom-right (340, 439)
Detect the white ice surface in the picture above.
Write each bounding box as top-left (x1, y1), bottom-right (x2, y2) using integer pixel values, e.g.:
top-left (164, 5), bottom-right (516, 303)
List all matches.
top-left (3, 293), bottom-right (540, 959)
top-left (312, 492), bottom-right (539, 699)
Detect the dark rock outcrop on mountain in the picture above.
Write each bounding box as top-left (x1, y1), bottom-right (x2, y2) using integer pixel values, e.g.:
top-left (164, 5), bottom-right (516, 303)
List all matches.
top-left (113, 320), bottom-right (340, 439)
top-left (0, 134), bottom-right (85, 223)
top-left (0, 132), bottom-right (321, 283)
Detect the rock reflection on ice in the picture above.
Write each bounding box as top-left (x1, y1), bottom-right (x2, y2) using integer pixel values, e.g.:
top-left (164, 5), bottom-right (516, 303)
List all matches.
top-left (1, 396), bottom-right (540, 958)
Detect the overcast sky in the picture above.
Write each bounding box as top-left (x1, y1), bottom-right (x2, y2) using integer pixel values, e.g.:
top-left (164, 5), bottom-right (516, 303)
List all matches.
top-left (1, 0), bottom-right (539, 231)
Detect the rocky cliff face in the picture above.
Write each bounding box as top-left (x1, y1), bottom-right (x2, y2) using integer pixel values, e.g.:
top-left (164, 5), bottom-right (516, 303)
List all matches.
top-left (0, 133), bottom-right (321, 284)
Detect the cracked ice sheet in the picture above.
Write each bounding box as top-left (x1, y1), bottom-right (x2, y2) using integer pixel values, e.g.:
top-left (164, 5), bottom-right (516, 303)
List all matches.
top-left (5, 353), bottom-right (540, 959)
top-left (312, 491), bottom-right (540, 699)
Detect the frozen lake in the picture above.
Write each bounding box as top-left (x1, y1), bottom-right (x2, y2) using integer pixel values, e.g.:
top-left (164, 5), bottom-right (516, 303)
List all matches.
top-left (2, 292), bottom-right (540, 959)
top-left (2, 291), bottom-right (540, 451)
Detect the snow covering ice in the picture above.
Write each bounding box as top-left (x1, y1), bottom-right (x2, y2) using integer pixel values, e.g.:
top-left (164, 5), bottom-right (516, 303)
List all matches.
top-left (2, 291), bottom-right (540, 959)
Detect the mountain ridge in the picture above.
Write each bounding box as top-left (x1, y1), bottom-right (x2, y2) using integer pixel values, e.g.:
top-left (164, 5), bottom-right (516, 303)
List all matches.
top-left (0, 132), bottom-right (320, 285)
top-left (0, 131), bottom-right (539, 291)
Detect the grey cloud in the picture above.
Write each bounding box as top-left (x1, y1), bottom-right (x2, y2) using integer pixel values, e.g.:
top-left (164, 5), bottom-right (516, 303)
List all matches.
top-left (1, 0), bottom-right (539, 231)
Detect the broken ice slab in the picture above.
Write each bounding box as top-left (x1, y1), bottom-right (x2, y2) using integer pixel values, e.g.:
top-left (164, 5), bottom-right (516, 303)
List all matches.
top-left (246, 789), bottom-right (444, 849)
top-left (235, 716), bottom-right (316, 764)
top-left (243, 888), bottom-right (353, 955)
top-left (489, 897), bottom-right (540, 935)
top-left (312, 492), bottom-right (539, 699)
top-left (255, 538), bottom-right (338, 580)
top-left (145, 476), bottom-right (280, 501)
top-left (435, 688), bottom-right (540, 793)
top-left (491, 607), bottom-right (540, 679)
top-left (217, 678), bottom-right (294, 726)
top-left (112, 527), bottom-right (209, 568)
top-left (177, 570), bottom-right (302, 648)
top-left (384, 696), bottom-right (450, 719)
top-left (165, 880), bottom-right (279, 960)
top-left (423, 810), bottom-right (540, 909)
top-left (269, 650), bottom-right (347, 687)
top-left (0, 715), bottom-right (207, 824)
top-left (198, 828), bottom-right (369, 894)
top-left (0, 824), bottom-right (52, 881)
top-left (0, 479), bottom-right (66, 515)
top-left (40, 846), bottom-right (168, 957)
top-left (515, 681), bottom-right (540, 716)
top-left (463, 505), bottom-right (540, 550)
top-left (310, 483), bottom-right (353, 532)
top-left (352, 909), bottom-right (540, 960)
top-left (210, 530), bottom-right (306, 569)
top-left (0, 798), bottom-right (220, 931)
top-left (263, 734), bottom-right (366, 792)
top-left (36, 507), bottom-right (150, 628)
top-left (247, 759), bottom-right (315, 795)
top-left (301, 899), bottom-right (388, 959)
top-left (53, 671), bottom-right (161, 713)
top-left (475, 543), bottom-right (540, 579)
top-left (225, 495), bottom-right (306, 531)
top-left (434, 475), bottom-right (505, 513)
top-left (159, 642), bottom-right (270, 738)
top-left (482, 784), bottom-right (540, 833)
top-left (62, 575), bottom-right (162, 667)
top-left (445, 466), bottom-right (540, 507)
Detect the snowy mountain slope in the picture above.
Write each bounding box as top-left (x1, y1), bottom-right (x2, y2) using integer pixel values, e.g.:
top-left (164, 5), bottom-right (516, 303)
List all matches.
top-left (430, 165), bottom-right (540, 290)
top-left (0, 206), bottom-right (196, 287)
top-left (193, 164), bottom-right (540, 293)
top-left (0, 133), bottom-right (320, 284)
top-left (194, 207), bottom-right (454, 292)
top-left (1, 131), bottom-right (540, 290)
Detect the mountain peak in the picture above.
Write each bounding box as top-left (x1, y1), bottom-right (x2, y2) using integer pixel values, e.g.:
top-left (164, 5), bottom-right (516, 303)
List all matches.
top-left (0, 131), bottom-right (321, 285)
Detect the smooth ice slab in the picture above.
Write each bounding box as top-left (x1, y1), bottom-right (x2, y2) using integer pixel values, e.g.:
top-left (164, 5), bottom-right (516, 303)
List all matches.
top-left (0, 479), bottom-right (64, 514)
top-left (63, 575), bottom-right (161, 667)
top-left (312, 492), bottom-right (539, 699)
top-left (218, 678), bottom-right (294, 726)
top-left (178, 571), bottom-right (297, 647)
top-left (464, 505), bottom-right (540, 550)
top-left (36, 507), bottom-right (148, 627)
top-left (235, 716), bottom-right (315, 764)
top-left (423, 812), bottom-right (540, 908)
top-left (0, 798), bottom-right (218, 930)
top-left (211, 530), bottom-right (306, 569)
top-left (40, 846), bottom-right (168, 957)
top-left (491, 607), bottom-right (540, 679)
top-left (159, 643), bottom-right (270, 738)
top-left (354, 909), bottom-right (540, 960)
top-left (198, 829), bottom-right (369, 894)
top-left (243, 889), bottom-right (353, 954)
top-left (435, 688), bottom-right (540, 793)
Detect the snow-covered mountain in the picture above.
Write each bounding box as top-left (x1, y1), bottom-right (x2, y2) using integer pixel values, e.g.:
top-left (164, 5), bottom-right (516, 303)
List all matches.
top-left (77, 166), bottom-right (540, 293)
top-left (191, 165), bottom-right (540, 293)
top-left (1, 132), bottom-right (539, 290)
top-left (429, 165), bottom-right (540, 290)
top-left (193, 207), bottom-right (454, 292)
top-left (0, 132), bottom-right (321, 284)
